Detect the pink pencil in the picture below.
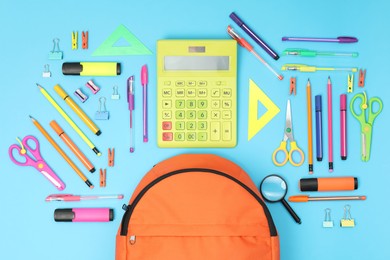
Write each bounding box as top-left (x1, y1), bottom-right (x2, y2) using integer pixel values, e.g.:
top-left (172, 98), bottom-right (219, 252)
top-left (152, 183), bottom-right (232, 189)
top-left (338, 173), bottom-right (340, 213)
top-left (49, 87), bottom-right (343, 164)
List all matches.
top-left (327, 77), bottom-right (333, 172)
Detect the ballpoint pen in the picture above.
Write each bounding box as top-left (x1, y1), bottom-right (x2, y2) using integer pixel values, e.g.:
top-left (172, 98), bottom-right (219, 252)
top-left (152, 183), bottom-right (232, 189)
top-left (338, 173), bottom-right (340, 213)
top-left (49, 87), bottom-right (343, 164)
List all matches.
top-left (315, 95), bottom-right (323, 161)
top-left (141, 65), bottom-right (148, 142)
top-left (282, 36), bottom-right (358, 43)
top-left (340, 94), bottom-right (347, 160)
top-left (127, 76), bottom-right (135, 153)
top-left (282, 48), bottom-right (358, 57)
top-left (327, 77), bottom-right (334, 172)
top-left (227, 25), bottom-right (283, 80)
top-left (46, 194), bottom-right (124, 202)
top-left (281, 64), bottom-right (357, 73)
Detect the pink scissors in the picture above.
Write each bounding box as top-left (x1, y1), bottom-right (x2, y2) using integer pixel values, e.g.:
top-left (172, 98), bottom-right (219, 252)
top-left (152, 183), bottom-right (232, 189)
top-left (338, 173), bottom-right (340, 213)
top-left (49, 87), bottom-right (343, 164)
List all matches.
top-left (8, 135), bottom-right (66, 190)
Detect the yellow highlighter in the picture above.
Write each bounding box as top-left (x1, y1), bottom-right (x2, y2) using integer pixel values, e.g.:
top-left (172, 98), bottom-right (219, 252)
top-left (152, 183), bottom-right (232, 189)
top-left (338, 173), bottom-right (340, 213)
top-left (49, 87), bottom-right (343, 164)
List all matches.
top-left (36, 83), bottom-right (101, 156)
top-left (62, 62), bottom-right (121, 76)
top-left (54, 84), bottom-right (101, 136)
top-left (281, 64), bottom-right (357, 73)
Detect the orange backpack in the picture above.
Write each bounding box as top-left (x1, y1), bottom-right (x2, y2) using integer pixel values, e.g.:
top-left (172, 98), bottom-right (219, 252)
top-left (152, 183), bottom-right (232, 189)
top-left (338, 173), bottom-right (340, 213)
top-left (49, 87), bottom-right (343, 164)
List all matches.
top-left (116, 154), bottom-right (279, 260)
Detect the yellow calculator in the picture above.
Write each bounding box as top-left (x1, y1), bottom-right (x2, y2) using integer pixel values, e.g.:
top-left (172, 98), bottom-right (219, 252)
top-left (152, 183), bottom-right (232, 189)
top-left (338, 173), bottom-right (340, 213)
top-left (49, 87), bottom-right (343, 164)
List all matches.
top-left (157, 40), bottom-right (237, 148)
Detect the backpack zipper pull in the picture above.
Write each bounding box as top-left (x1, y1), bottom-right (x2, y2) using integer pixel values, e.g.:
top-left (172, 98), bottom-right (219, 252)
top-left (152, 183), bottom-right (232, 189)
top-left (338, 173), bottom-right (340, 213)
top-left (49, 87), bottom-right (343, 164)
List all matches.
top-left (129, 235), bottom-right (136, 245)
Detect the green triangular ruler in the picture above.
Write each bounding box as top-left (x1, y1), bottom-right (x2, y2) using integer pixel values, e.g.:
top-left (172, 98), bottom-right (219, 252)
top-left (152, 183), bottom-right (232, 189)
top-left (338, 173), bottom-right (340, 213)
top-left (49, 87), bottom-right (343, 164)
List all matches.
top-left (92, 24), bottom-right (152, 56)
top-left (248, 79), bottom-right (280, 141)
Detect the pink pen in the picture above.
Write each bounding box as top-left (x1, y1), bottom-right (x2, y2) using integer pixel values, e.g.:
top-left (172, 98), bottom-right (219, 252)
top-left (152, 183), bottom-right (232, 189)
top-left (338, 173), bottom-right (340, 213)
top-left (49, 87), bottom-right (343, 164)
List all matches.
top-left (45, 194), bottom-right (124, 202)
top-left (327, 77), bottom-right (334, 172)
top-left (340, 94), bottom-right (347, 160)
top-left (127, 76), bottom-right (135, 153)
top-left (141, 65), bottom-right (148, 142)
top-left (54, 208), bottom-right (113, 222)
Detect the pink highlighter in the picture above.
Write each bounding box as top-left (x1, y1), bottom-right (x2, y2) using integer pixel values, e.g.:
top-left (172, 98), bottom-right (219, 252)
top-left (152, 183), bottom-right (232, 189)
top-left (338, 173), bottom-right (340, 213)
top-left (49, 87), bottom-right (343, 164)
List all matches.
top-left (340, 94), bottom-right (347, 160)
top-left (54, 208), bottom-right (113, 222)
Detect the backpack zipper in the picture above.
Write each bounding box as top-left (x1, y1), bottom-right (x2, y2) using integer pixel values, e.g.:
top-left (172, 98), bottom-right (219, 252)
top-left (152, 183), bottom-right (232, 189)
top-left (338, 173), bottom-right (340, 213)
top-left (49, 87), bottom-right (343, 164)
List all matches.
top-left (120, 168), bottom-right (277, 237)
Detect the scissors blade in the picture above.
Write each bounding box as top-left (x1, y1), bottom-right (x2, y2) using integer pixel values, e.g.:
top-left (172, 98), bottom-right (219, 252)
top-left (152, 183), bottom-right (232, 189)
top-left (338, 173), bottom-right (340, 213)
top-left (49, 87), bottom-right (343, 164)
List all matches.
top-left (284, 100), bottom-right (294, 141)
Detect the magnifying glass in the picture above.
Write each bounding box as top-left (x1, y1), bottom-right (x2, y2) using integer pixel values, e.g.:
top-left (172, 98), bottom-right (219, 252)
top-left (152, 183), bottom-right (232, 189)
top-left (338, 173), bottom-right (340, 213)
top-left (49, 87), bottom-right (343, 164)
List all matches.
top-left (260, 174), bottom-right (301, 224)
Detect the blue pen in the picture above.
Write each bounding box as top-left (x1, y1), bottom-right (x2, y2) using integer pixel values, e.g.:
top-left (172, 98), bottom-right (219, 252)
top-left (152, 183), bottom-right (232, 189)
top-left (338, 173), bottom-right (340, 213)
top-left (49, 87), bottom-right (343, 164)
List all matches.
top-left (315, 95), bottom-right (323, 161)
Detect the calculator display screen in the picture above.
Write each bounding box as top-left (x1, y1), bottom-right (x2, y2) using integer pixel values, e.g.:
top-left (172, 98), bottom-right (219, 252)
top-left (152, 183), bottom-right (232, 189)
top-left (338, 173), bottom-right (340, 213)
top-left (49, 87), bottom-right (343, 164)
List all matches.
top-left (164, 56), bottom-right (229, 71)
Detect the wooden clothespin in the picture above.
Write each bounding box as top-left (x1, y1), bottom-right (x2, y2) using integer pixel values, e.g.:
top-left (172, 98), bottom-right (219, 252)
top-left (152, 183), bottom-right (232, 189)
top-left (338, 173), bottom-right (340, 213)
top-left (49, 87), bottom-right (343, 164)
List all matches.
top-left (289, 77), bottom-right (296, 95)
top-left (72, 31), bottom-right (78, 50)
top-left (82, 31), bottom-right (88, 49)
top-left (358, 69), bottom-right (366, 87)
top-left (347, 74), bottom-right (354, 93)
top-left (108, 148), bottom-right (115, 167)
top-left (100, 168), bottom-right (106, 187)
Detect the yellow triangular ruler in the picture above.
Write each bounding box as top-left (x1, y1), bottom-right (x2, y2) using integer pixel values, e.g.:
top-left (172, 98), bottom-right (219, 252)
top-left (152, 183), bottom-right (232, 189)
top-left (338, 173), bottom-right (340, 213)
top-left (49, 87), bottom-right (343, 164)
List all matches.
top-left (248, 79), bottom-right (280, 140)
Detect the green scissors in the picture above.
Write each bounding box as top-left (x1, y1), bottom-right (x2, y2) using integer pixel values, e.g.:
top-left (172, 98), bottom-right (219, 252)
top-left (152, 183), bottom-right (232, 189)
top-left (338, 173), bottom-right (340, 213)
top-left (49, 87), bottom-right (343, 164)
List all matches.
top-left (350, 92), bottom-right (383, 162)
top-left (272, 100), bottom-right (304, 166)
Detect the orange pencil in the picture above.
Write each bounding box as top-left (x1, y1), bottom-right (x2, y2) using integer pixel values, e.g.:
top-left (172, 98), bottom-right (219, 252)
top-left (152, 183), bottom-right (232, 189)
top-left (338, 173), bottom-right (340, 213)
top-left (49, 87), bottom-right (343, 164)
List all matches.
top-left (50, 120), bottom-right (95, 173)
top-left (30, 116), bottom-right (94, 189)
top-left (306, 79), bottom-right (313, 174)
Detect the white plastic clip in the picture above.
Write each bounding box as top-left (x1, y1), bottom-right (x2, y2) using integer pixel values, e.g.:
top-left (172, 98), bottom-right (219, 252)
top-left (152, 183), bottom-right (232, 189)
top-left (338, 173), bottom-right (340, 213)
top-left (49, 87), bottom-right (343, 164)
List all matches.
top-left (95, 97), bottom-right (109, 120)
top-left (322, 208), bottom-right (333, 228)
top-left (111, 85), bottom-right (120, 100)
top-left (42, 64), bottom-right (51, 78)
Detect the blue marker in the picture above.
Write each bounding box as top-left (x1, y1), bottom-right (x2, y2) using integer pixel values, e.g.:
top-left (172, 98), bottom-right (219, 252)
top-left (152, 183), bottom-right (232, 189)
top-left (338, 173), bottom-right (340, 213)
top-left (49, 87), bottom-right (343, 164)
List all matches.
top-left (315, 95), bottom-right (323, 161)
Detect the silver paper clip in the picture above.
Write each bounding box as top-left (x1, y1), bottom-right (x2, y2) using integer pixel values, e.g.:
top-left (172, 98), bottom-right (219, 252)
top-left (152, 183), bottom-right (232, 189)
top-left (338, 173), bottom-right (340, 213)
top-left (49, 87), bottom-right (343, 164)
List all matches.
top-left (48, 38), bottom-right (63, 60)
top-left (340, 204), bottom-right (355, 227)
top-left (322, 208), bottom-right (333, 228)
top-left (42, 64), bottom-right (51, 78)
top-left (95, 97), bottom-right (109, 120)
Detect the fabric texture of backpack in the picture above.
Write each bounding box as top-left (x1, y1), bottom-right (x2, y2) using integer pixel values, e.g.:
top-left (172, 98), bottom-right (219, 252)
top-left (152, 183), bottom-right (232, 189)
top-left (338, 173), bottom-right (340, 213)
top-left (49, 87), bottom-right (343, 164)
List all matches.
top-left (116, 154), bottom-right (280, 260)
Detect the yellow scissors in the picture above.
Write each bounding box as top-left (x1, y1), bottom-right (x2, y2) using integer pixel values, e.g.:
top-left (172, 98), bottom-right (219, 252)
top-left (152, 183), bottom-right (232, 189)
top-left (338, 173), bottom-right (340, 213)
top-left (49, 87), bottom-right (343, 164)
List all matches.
top-left (272, 100), bottom-right (304, 166)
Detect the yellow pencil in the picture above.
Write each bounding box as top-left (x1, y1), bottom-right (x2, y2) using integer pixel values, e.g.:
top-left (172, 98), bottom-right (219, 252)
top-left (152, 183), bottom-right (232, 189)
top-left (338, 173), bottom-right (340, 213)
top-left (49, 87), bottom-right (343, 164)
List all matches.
top-left (30, 116), bottom-right (94, 189)
top-left (54, 84), bottom-right (101, 136)
top-left (306, 79), bottom-right (313, 174)
top-left (36, 83), bottom-right (101, 156)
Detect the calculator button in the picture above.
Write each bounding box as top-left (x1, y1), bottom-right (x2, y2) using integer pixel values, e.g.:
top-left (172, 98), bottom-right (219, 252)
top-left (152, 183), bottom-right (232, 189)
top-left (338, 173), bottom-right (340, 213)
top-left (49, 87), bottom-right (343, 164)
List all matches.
top-left (216, 81), bottom-right (226, 86)
top-left (186, 89), bottom-right (196, 97)
top-left (175, 132), bottom-right (185, 141)
top-left (175, 121), bottom-right (185, 130)
top-left (197, 110), bottom-right (207, 119)
top-left (162, 110), bottom-right (172, 119)
top-left (211, 89), bottom-right (220, 97)
top-left (186, 110), bottom-right (196, 119)
top-left (210, 122), bottom-right (221, 141)
top-left (175, 89), bottom-right (185, 97)
top-left (198, 81), bottom-right (207, 86)
top-left (187, 81), bottom-right (196, 87)
top-left (222, 88), bottom-right (232, 97)
top-left (162, 132), bottom-right (173, 141)
top-left (164, 81), bottom-right (171, 86)
top-left (175, 100), bottom-right (185, 109)
top-left (222, 110), bottom-right (232, 119)
top-left (198, 132), bottom-right (208, 141)
top-left (211, 111), bottom-right (220, 119)
top-left (222, 100), bottom-right (232, 109)
top-left (186, 100), bottom-right (196, 109)
top-left (175, 81), bottom-right (185, 87)
top-left (186, 132), bottom-right (196, 141)
top-left (175, 110), bottom-right (185, 119)
top-left (162, 100), bottom-right (172, 109)
top-left (222, 122), bottom-right (232, 141)
top-left (211, 100), bottom-right (220, 109)
top-left (198, 121), bottom-right (208, 130)
top-left (186, 121), bottom-right (196, 130)
top-left (162, 89), bottom-right (172, 97)
top-left (198, 89), bottom-right (207, 97)
top-left (162, 121), bottom-right (172, 130)
top-left (197, 100), bottom-right (208, 108)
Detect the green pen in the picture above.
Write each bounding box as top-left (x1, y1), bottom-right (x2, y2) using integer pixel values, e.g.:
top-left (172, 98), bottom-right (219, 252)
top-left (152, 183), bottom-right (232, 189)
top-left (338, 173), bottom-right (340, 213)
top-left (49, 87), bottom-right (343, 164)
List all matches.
top-left (282, 48), bottom-right (359, 57)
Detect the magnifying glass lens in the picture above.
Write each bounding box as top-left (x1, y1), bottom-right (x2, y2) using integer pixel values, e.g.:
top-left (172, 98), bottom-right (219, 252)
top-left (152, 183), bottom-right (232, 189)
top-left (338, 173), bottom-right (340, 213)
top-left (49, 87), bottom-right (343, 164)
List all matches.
top-left (260, 175), bottom-right (287, 202)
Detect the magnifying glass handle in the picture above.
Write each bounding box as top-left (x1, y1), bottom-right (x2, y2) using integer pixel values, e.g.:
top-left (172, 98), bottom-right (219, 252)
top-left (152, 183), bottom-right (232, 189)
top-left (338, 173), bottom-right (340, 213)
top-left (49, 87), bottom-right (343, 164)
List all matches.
top-left (282, 199), bottom-right (302, 224)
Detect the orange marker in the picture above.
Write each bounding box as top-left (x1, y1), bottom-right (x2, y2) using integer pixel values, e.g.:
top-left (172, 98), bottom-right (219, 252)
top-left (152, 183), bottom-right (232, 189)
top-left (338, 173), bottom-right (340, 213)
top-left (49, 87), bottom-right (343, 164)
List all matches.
top-left (50, 120), bottom-right (95, 173)
top-left (300, 177), bottom-right (358, 192)
top-left (306, 79), bottom-right (314, 174)
top-left (30, 116), bottom-right (94, 189)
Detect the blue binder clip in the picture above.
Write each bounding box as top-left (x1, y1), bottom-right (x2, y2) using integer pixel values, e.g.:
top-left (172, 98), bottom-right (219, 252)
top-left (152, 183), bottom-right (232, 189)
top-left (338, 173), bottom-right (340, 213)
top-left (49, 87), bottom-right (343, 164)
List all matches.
top-left (95, 97), bottom-right (109, 120)
top-left (49, 38), bottom-right (63, 60)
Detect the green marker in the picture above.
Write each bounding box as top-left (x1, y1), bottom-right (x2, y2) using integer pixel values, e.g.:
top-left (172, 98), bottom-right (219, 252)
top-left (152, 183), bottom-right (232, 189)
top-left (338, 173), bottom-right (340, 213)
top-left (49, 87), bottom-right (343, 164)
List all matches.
top-left (282, 48), bottom-right (358, 57)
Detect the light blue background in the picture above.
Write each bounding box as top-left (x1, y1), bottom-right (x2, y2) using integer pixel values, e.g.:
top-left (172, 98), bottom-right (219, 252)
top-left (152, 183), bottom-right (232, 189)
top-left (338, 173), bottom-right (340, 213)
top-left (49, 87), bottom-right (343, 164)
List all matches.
top-left (0, 0), bottom-right (388, 259)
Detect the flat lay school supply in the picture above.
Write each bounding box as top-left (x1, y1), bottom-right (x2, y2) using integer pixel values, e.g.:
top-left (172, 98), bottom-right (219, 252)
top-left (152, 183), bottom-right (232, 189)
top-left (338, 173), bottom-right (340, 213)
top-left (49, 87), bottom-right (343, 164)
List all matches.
top-left (127, 76), bottom-right (135, 153)
top-left (8, 135), bottom-right (66, 191)
top-left (54, 208), bottom-right (114, 222)
top-left (347, 74), bottom-right (354, 93)
top-left (327, 77), bottom-right (334, 172)
top-left (299, 177), bottom-right (358, 192)
top-left (112, 85), bottom-right (120, 100)
top-left (272, 100), bottom-right (304, 167)
top-left (82, 31), bottom-right (88, 49)
top-left (323, 208), bottom-right (334, 228)
top-left (289, 195), bottom-right (366, 202)
top-left (42, 64), bottom-right (51, 78)
top-left (74, 88), bottom-right (88, 102)
top-left (156, 39), bottom-right (237, 147)
top-left (100, 168), bottom-right (107, 187)
top-left (48, 38), bottom-right (63, 60)
top-left (350, 92), bottom-right (383, 162)
top-left (358, 69), bottom-right (366, 87)
top-left (46, 194), bottom-right (124, 202)
top-left (315, 95), bottom-right (323, 161)
top-left (71, 31), bottom-right (78, 50)
top-left (50, 120), bottom-right (95, 173)
top-left (230, 12), bottom-right (279, 60)
top-left (108, 148), bottom-right (115, 167)
top-left (141, 65), bottom-right (149, 142)
top-left (282, 64), bottom-right (358, 73)
top-left (95, 97), bottom-right (110, 120)
top-left (62, 62), bottom-right (121, 76)
top-left (340, 205), bottom-right (355, 227)
top-left (306, 79), bottom-right (314, 174)
top-left (54, 84), bottom-right (101, 136)
top-left (289, 77), bottom-right (296, 95)
top-left (29, 116), bottom-right (94, 189)
top-left (85, 80), bottom-right (100, 94)
top-left (282, 36), bottom-right (358, 43)
top-left (282, 48), bottom-right (358, 57)
top-left (227, 25), bottom-right (283, 80)
top-left (340, 94), bottom-right (348, 160)
top-left (36, 83), bottom-right (101, 156)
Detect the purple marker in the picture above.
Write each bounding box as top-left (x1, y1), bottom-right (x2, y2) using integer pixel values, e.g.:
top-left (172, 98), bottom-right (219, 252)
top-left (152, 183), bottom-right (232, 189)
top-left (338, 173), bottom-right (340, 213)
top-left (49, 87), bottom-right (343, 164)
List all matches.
top-left (230, 12), bottom-right (280, 60)
top-left (282, 36), bottom-right (358, 43)
top-left (315, 95), bottom-right (323, 161)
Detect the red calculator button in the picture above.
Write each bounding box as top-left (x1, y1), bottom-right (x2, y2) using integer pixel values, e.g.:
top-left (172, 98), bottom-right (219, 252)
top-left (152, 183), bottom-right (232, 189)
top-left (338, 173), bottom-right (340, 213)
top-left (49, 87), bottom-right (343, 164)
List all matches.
top-left (162, 132), bottom-right (173, 141)
top-left (162, 121), bottom-right (172, 130)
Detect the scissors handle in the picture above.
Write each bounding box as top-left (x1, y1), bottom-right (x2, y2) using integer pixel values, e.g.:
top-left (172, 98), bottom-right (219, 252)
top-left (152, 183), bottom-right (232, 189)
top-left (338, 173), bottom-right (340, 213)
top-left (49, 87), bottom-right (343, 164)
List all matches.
top-left (367, 97), bottom-right (383, 124)
top-left (350, 93), bottom-right (366, 121)
top-left (272, 141), bottom-right (289, 166)
top-left (288, 141), bottom-right (305, 166)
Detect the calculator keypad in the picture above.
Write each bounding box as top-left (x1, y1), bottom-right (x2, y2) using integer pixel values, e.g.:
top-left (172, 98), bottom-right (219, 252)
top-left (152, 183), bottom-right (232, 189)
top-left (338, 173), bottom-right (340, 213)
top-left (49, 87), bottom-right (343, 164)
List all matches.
top-left (158, 79), bottom-right (236, 148)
